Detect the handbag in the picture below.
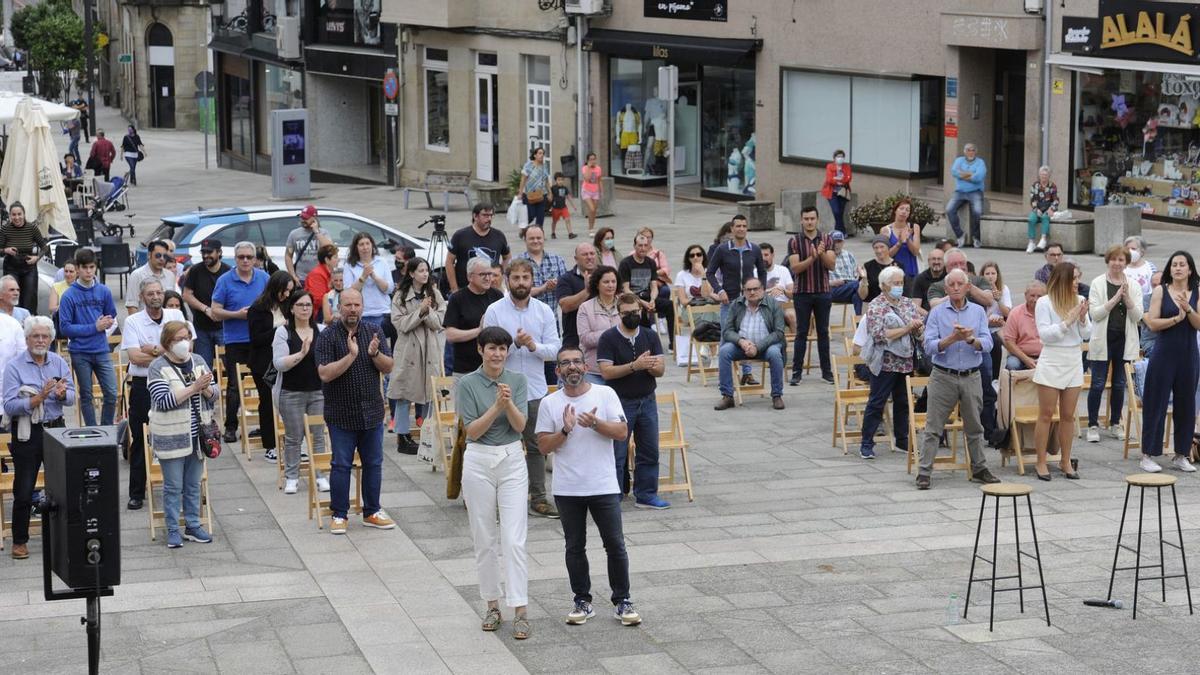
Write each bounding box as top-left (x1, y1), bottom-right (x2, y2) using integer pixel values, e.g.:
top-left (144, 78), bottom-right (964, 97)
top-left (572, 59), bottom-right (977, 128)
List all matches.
top-left (835, 186), bottom-right (851, 199)
top-left (166, 359), bottom-right (221, 458)
top-left (446, 419), bottom-right (467, 500)
top-left (137, 150), bottom-right (145, 161)
top-left (263, 362), bottom-right (279, 388)
top-left (526, 189), bottom-right (545, 204)
top-left (911, 334), bottom-right (932, 376)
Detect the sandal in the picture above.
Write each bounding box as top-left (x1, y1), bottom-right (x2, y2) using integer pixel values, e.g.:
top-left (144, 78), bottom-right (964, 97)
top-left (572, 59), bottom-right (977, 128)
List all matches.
top-left (512, 616), bottom-right (531, 640)
top-left (481, 607), bottom-right (502, 632)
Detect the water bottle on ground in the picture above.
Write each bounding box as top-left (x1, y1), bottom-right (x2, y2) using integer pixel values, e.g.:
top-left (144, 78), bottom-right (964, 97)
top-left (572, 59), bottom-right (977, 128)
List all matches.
top-left (945, 593), bottom-right (960, 625)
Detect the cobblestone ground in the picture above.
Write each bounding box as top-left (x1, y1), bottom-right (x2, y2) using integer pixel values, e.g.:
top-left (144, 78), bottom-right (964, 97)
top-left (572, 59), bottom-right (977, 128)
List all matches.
top-left (3, 102), bottom-right (1200, 673)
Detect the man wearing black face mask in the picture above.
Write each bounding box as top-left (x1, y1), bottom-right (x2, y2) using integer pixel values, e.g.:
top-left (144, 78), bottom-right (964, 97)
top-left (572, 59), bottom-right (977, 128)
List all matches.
top-left (596, 293), bottom-right (668, 509)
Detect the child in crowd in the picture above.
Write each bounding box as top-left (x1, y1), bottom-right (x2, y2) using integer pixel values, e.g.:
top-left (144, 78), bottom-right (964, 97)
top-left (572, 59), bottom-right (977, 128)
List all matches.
top-left (549, 172), bottom-right (577, 240)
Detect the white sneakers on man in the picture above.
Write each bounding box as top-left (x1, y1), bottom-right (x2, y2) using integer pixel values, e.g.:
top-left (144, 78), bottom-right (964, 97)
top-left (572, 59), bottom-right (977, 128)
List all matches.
top-left (283, 479), bottom-right (299, 494)
top-left (1026, 241), bottom-right (1036, 254)
top-left (316, 476), bottom-right (331, 492)
top-left (1140, 455), bottom-right (1162, 473)
top-left (1173, 455), bottom-right (1197, 472)
top-left (1037, 235), bottom-right (1047, 250)
top-left (1087, 426), bottom-right (1100, 443)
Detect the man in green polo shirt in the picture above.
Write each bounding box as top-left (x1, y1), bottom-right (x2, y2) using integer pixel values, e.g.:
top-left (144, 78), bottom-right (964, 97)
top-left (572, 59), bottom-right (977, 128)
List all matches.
top-left (455, 326), bottom-right (532, 640)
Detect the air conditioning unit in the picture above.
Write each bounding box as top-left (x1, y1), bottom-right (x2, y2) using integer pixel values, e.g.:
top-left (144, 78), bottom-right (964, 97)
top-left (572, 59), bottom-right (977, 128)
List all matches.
top-left (276, 16), bottom-right (301, 59)
top-left (565, 0), bottom-right (603, 15)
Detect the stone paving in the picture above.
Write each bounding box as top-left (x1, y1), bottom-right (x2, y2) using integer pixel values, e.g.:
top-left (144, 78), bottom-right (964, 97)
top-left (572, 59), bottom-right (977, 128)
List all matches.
top-left (3, 103), bottom-right (1200, 672)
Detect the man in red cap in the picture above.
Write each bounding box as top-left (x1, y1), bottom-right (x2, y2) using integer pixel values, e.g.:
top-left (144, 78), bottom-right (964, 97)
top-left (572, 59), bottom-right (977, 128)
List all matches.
top-left (286, 205), bottom-right (333, 285)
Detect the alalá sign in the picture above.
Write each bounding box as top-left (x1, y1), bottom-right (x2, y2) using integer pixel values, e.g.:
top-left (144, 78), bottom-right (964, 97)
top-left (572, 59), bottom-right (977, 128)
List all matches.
top-left (1101, 11), bottom-right (1194, 55)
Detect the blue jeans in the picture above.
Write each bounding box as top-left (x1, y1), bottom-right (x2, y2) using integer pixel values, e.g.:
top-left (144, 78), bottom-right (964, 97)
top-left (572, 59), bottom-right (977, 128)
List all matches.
top-left (126, 156), bottom-right (138, 183)
top-left (554, 493), bottom-right (630, 605)
top-left (615, 394), bottom-right (659, 501)
top-left (829, 195), bottom-right (848, 234)
top-left (793, 292), bottom-right (833, 379)
top-left (860, 370), bottom-right (910, 453)
top-left (719, 303), bottom-right (751, 376)
top-left (718, 342), bottom-right (784, 398)
top-left (390, 400), bottom-right (427, 435)
top-left (68, 136), bottom-right (80, 162)
top-left (979, 355), bottom-right (997, 436)
top-left (160, 448), bottom-right (204, 535)
top-left (584, 372), bottom-right (605, 385)
top-left (1088, 355), bottom-right (1127, 428)
top-left (946, 190), bottom-right (984, 241)
top-left (1006, 355), bottom-right (1034, 371)
top-left (525, 197), bottom-right (546, 226)
top-left (71, 351), bottom-right (118, 425)
top-left (830, 281), bottom-right (863, 315)
top-left (193, 327), bottom-right (224, 369)
top-left (328, 423), bottom-right (384, 519)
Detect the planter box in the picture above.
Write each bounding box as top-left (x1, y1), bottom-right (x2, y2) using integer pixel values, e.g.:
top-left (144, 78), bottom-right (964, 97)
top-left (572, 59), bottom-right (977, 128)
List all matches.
top-left (737, 200), bottom-right (776, 232)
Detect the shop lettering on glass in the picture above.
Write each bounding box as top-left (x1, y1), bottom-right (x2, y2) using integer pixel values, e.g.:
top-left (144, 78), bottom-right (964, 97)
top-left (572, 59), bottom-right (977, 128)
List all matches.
top-left (1101, 11), bottom-right (1194, 55)
top-left (643, 0), bottom-right (727, 21)
top-left (951, 16), bottom-right (1010, 43)
top-left (1162, 73), bottom-right (1200, 97)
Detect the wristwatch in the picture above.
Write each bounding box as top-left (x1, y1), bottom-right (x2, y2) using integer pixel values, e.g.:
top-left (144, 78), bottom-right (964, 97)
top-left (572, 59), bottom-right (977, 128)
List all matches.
top-left (561, 427), bottom-right (570, 437)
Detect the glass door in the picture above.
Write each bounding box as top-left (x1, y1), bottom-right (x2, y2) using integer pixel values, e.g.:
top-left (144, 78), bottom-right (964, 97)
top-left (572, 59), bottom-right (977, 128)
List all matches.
top-left (476, 73), bottom-right (497, 181)
top-left (673, 81), bottom-right (700, 183)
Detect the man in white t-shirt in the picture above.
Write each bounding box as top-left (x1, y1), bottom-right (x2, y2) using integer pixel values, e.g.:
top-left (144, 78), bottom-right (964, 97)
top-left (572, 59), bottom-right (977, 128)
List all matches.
top-left (536, 346), bottom-right (642, 628)
top-left (759, 242), bottom-right (796, 333)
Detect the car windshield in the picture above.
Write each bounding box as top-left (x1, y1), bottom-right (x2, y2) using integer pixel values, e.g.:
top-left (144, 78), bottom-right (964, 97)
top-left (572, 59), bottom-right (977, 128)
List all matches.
top-left (146, 221), bottom-right (178, 247)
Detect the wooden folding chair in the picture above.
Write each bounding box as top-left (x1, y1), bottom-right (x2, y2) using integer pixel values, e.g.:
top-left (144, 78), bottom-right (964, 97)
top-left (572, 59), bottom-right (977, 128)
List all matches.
top-left (0, 434), bottom-right (38, 550)
top-left (430, 375), bottom-right (457, 472)
top-left (1002, 405), bottom-right (1057, 476)
top-left (236, 364), bottom-right (263, 460)
top-left (905, 376), bottom-right (967, 476)
top-left (831, 355), bottom-right (893, 455)
top-left (304, 414), bottom-right (362, 528)
top-left (144, 425), bottom-right (212, 541)
top-left (655, 391), bottom-right (694, 501)
top-left (731, 359), bottom-right (769, 406)
top-left (1122, 362), bottom-right (1172, 459)
top-left (684, 304), bottom-right (722, 385)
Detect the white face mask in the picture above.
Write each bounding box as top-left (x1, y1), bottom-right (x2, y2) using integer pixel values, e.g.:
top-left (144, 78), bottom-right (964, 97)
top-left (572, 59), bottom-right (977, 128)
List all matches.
top-left (170, 340), bottom-right (192, 360)
top-left (835, 156), bottom-right (845, 166)
top-left (1130, 249), bottom-right (1142, 263)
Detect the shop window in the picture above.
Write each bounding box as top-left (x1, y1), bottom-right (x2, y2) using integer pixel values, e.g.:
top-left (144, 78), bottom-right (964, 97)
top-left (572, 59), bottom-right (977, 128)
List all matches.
top-left (702, 65), bottom-right (756, 196)
top-left (256, 64), bottom-right (303, 156)
top-left (223, 72), bottom-right (252, 157)
top-left (525, 55), bottom-right (552, 162)
top-left (1073, 69), bottom-right (1200, 222)
top-left (423, 48), bottom-right (450, 151)
top-left (781, 70), bottom-right (941, 174)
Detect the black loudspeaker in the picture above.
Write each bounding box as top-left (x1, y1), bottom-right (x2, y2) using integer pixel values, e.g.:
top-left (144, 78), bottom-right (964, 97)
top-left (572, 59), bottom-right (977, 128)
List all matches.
top-left (43, 427), bottom-right (121, 590)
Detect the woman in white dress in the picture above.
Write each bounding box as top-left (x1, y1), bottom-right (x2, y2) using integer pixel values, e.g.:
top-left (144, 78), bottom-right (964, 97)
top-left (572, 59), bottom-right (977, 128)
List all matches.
top-left (1033, 262), bottom-right (1091, 480)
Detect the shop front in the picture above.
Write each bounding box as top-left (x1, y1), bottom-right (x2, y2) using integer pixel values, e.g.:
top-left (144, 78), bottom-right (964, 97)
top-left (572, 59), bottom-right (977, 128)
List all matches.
top-left (583, 29), bottom-right (760, 200)
top-left (1055, 0), bottom-right (1200, 223)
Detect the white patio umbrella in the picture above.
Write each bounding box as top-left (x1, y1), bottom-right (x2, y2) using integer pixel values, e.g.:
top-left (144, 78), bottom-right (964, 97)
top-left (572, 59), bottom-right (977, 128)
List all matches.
top-left (0, 91), bottom-right (80, 124)
top-left (0, 97), bottom-right (71, 235)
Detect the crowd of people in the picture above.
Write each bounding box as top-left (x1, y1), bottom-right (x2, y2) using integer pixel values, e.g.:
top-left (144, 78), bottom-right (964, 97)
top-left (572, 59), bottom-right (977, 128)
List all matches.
top-left (2, 146), bottom-right (1199, 637)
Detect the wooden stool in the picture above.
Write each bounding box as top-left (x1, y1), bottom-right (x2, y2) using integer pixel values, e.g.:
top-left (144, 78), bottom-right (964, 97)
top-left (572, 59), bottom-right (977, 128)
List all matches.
top-left (964, 482), bottom-right (1050, 631)
top-left (1104, 473), bottom-right (1194, 619)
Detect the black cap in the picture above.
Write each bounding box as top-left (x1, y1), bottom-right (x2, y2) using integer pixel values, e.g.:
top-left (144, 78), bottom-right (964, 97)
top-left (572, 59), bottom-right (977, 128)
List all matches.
top-left (199, 238), bottom-right (222, 251)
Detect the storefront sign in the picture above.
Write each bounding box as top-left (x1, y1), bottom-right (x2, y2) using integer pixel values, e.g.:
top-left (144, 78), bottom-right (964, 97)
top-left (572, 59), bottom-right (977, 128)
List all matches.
top-left (945, 123), bottom-right (958, 138)
top-left (1052, 79), bottom-right (1064, 94)
top-left (1061, 0), bottom-right (1200, 63)
top-left (946, 77), bottom-right (958, 99)
top-left (644, 0), bottom-right (727, 22)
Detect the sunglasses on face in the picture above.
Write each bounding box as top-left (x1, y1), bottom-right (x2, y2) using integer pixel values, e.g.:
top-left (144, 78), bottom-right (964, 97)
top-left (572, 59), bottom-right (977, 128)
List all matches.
top-left (689, 252), bottom-right (704, 258)
top-left (236, 254), bottom-right (254, 260)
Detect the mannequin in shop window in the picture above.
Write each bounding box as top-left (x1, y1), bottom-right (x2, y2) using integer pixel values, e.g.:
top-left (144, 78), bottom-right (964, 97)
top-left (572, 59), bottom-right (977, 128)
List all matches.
top-left (742, 133), bottom-right (757, 196)
top-left (615, 104), bottom-right (641, 171)
top-left (646, 118), bottom-right (668, 176)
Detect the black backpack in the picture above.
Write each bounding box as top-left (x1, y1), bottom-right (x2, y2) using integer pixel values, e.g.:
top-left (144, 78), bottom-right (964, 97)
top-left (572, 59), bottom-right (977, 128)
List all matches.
top-left (692, 320), bottom-right (721, 342)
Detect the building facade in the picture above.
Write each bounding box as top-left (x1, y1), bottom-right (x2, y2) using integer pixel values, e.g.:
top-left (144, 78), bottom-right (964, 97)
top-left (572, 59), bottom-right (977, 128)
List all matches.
top-left (383, 0), bottom-right (582, 188)
top-left (91, 0), bottom-right (211, 130)
top-left (584, 0), bottom-right (1049, 207)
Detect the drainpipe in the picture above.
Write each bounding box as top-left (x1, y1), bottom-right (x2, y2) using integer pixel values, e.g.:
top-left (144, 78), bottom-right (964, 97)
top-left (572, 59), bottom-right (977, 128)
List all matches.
top-left (1039, 0), bottom-right (1053, 168)
top-left (395, 27), bottom-right (405, 181)
top-left (576, 16), bottom-right (586, 186)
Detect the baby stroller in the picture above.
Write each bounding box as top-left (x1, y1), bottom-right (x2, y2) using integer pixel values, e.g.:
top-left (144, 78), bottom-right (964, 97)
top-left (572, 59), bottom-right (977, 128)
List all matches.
top-left (87, 174), bottom-right (134, 240)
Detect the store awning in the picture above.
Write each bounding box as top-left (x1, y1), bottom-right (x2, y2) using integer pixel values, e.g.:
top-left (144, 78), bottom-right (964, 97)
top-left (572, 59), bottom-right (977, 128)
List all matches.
top-left (582, 29), bottom-right (760, 67)
top-left (305, 44), bottom-right (397, 80)
top-left (1047, 52), bottom-right (1200, 77)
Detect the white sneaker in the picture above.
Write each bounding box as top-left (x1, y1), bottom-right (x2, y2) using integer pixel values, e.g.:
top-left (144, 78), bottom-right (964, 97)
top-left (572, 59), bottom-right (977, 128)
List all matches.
top-left (316, 476), bottom-right (331, 492)
top-left (1172, 455), bottom-right (1197, 473)
top-left (283, 479), bottom-right (298, 494)
top-left (956, 235), bottom-right (966, 247)
top-left (1026, 240), bottom-right (1036, 254)
top-left (1087, 426), bottom-right (1101, 443)
top-left (1110, 424), bottom-right (1125, 440)
top-left (1140, 456), bottom-right (1163, 473)
top-left (1037, 236), bottom-right (1047, 250)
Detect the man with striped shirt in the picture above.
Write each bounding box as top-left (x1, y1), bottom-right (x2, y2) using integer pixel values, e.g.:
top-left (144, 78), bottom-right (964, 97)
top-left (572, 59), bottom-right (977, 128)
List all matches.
top-left (786, 206), bottom-right (836, 385)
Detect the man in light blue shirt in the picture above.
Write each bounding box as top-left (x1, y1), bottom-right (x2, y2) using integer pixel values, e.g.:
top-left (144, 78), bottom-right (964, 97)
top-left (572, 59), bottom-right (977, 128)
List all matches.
top-left (945, 143), bottom-right (987, 248)
top-left (917, 269), bottom-right (999, 490)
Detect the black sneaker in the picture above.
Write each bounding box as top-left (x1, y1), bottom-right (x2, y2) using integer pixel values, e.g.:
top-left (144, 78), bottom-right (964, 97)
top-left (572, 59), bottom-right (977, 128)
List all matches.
top-left (396, 434), bottom-right (418, 455)
top-left (915, 475), bottom-right (930, 490)
top-left (222, 430), bottom-right (238, 444)
top-left (788, 374), bottom-right (802, 386)
top-left (971, 469), bottom-right (1001, 484)
top-left (822, 375), bottom-right (835, 385)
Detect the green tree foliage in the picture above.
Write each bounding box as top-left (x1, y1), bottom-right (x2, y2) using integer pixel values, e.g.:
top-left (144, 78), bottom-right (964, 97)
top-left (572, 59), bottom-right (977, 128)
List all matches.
top-left (11, 0), bottom-right (88, 100)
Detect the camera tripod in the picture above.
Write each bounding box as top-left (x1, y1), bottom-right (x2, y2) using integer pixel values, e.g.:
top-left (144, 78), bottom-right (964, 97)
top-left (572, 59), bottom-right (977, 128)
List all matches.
top-left (418, 216), bottom-right (451, 287)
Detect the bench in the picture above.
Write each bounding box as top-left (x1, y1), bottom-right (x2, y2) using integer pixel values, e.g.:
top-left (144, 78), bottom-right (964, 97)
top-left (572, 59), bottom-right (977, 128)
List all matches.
top-left (402, 170), bottom-right (472, 213)
top-left (922, 213), bottom-right (1094, 253)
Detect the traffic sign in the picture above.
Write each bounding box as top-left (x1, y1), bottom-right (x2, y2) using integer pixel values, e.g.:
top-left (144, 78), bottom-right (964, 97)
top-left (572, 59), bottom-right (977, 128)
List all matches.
top-left (385, 103), bottom-right (398, 116)
top-left (117, 53), bottom-right (132, 64)
top-left (383, 69), bottom-right (398, 100)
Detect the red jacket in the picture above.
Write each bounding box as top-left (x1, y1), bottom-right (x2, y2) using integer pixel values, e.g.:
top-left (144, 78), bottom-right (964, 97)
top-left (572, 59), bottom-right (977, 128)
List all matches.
top-left (89, 137), bottom-right (116, 168)
top-left (821, 162), bottom-right (852, 200)
top-left (305, 264), bottom-right (332, 319)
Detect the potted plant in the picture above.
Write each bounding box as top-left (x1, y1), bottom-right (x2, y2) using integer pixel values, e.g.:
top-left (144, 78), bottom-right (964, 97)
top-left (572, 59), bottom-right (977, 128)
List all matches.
top-left (850, 192), bottom-right (936, 235)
